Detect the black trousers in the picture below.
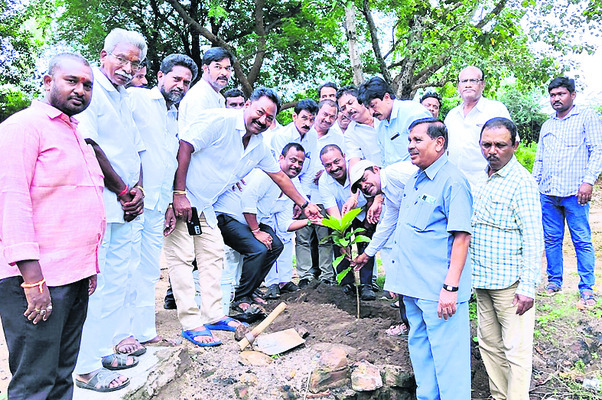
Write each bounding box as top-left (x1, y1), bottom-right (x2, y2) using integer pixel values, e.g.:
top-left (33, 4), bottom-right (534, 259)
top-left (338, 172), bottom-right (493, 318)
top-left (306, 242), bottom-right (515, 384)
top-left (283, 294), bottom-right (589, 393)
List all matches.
top-left (0, 277), bottom-right (89, 400)
top-left (217, 214), bottom-right (283, 301)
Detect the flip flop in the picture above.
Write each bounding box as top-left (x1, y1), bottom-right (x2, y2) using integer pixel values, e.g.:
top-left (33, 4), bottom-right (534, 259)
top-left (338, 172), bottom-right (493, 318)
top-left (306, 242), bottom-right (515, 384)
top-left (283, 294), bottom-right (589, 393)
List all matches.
top-left (182, 327), bottom-right (222, 347)
top-left (577, 291), bottom-right (597, 309)
top-left (114, 336), bottom-right (146, 357)
top-left (205, 317), bottom-right (248, 332)
top-left (101, 353), bottom-right (139, 371)
top-left (75, 368), bottom-right (130, 392)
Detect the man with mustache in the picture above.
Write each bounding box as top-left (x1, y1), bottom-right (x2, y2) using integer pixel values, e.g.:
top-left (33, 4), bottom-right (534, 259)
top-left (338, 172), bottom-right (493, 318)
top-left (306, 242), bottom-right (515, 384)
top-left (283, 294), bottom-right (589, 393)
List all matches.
top-left (445, 66), bottom-right (511, 191)
top-left (471, 117), bottom-right (543, 400)
top-left (0, 52), bottom-right (105, 398)
top-left (270, 99), bottom-right (320, 288)
top-left (73, 28), bottom-right (147, 392)
top-left (420, 91), bottom-right (441, 119)
top-left (126, 54), bottom-right (198, 348)
top-left (318, 145), bottom-right (378, 300)
top-left (168, 88), bottom-right (320, 347)
top-left (533, 77), bottom-right (602, 308)
top-left (215, 143), bottom-right (310, 309)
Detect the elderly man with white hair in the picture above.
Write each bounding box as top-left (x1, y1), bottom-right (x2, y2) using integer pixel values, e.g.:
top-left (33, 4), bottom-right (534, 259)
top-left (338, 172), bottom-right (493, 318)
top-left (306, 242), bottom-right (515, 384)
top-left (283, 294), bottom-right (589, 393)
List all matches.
top-left (73, 28), bottom-right (147, 393)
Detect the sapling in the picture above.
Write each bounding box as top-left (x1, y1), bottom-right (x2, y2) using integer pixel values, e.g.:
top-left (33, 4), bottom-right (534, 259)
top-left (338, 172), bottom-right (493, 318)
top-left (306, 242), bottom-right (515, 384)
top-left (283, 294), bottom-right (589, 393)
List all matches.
top-left (320, 208), bottom-right (370, 319)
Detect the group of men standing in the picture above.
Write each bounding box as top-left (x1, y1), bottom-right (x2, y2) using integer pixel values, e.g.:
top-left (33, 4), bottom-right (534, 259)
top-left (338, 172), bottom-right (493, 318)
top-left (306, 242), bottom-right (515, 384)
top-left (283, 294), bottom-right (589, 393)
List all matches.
top-left (0, 25), bottom-right (601, 400)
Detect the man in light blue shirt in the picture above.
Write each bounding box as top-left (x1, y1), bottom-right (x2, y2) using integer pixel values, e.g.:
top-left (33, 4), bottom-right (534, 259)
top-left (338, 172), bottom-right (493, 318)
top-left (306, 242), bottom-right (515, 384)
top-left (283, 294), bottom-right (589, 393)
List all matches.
top-left (533, 77), bottom-right (602, 307)
top-left (392, 118), bottom-right (473, 400)
top-left (357, 76), bottom-right (431, 168)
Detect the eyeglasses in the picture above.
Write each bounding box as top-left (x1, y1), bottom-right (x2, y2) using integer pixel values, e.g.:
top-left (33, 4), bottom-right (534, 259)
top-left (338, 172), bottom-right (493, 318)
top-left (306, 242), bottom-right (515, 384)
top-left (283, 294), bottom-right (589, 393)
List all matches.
top-left (109, 53), bottom-right (142, 72)
top-left (459, 78), bottom-right (483, 85)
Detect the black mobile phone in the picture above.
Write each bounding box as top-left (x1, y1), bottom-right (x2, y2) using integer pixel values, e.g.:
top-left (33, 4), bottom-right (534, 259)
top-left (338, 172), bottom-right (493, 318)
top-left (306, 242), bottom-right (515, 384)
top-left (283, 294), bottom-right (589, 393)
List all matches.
top-left (187, 207), bottom-right (202, 235)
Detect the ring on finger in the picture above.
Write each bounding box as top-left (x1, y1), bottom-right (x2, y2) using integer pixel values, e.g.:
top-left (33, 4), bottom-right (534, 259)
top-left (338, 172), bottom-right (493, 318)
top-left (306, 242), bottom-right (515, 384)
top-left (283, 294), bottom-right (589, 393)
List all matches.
top-left (40, 309), bottom-right (47, 315)
top-left (35, 308), bottom-right (40, 312)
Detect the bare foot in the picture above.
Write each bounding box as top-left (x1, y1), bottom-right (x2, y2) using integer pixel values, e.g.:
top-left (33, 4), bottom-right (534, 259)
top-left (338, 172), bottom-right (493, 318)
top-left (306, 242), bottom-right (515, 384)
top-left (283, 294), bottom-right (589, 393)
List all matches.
top-left (115, 336), bottom-right (143, 354)
top-left (190, 326), bottom-right (218, 344)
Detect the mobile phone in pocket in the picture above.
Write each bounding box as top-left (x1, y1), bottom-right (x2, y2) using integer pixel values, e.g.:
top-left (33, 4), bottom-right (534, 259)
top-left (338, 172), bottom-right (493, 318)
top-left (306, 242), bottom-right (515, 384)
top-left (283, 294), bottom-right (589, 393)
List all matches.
top-left (187, 207), bottom-right (202, 235)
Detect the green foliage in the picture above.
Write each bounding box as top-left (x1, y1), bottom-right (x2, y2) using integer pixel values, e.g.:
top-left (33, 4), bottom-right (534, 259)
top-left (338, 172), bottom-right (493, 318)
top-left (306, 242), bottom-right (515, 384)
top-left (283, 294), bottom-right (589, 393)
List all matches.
top-left (515, 142), bottom-right (537, 173)
top-left (0, 86), bottom-right (32, 122)
top-left (498, 83), bottom-right (549, 144)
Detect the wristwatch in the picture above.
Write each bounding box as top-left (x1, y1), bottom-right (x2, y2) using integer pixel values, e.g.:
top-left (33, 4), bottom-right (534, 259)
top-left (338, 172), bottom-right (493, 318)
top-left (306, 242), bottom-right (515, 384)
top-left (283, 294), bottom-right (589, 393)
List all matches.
top-left (442, 284), bottom-right (459, 292)
top-left (300, 200), bottom-right (309, 209)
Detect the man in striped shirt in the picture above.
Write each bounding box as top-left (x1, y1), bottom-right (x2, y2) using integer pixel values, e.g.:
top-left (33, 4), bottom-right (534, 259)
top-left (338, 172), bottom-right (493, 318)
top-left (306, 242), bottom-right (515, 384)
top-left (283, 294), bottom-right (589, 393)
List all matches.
top-left (533, 77), bottom-right (602, 307)
top-left (472, 117), bottom-right (543, 400)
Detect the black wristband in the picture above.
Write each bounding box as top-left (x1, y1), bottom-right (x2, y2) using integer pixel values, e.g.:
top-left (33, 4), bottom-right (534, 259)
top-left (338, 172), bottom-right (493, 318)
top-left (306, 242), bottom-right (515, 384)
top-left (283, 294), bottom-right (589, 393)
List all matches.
top-left (300, 200), bottom-right (309, 209)
top-left (442, 284), bottom-right (459, 292)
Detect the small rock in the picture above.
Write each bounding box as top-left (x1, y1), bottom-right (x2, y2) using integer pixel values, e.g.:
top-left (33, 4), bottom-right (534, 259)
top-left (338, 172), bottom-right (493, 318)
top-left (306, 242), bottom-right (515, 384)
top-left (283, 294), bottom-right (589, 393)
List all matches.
top-left (280, 384), bottom-right (297, 399)
top-left (234, 383), bottom-right (250, 399)
top-left (351, 361), bottom-right (383, 391)
top-left (234, 324), bottom-right (250, 341)
top-left (287, 369), bottom-right (297, 380)
top-left (317, 346), bottom-right (348, 369)
top-left (239, 350), bottom-right (273, 366)
top-left (309, 347), bottom-right (350, 393)
top-left (383, 364), bottom-right (415, 389)
top-left (239, 372), bottom-right (258, 385)
top-left (297, 326), bottom-right (310, 338)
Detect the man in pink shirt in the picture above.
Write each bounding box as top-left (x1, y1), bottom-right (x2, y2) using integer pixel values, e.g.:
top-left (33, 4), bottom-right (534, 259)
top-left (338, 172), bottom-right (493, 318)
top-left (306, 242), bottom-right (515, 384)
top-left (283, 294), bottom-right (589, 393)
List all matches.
top-left (0, 53), bottom-right (106, 398)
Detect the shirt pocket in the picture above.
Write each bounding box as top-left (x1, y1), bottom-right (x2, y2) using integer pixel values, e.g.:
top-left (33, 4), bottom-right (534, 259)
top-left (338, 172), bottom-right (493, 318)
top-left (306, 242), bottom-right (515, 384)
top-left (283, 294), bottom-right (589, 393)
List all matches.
top-left (563, 134), bottom-right (584, 147)
top-left (477, 197), bottom-right (514, 231)
top-left (408, 199), bottom-right (436, 231)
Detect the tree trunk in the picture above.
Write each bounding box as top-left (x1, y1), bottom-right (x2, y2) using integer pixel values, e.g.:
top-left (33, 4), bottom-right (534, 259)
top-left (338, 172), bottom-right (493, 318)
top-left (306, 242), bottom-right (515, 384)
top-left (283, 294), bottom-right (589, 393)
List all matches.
top-left (344, 2), bottom-right (364, 85)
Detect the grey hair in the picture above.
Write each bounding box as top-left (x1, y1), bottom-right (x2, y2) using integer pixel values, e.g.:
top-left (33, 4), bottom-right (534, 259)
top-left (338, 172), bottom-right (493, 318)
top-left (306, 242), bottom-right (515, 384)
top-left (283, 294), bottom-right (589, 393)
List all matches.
top-left (103, 28), bottom-right (148, 60)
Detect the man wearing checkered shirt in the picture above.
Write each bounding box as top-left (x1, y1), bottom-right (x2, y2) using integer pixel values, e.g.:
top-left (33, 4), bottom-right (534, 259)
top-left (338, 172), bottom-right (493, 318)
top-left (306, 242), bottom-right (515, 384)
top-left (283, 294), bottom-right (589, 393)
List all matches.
top-left (533, 77), bottom-right (602, 308)
top-left (472, 117), bottom-right (544, 400)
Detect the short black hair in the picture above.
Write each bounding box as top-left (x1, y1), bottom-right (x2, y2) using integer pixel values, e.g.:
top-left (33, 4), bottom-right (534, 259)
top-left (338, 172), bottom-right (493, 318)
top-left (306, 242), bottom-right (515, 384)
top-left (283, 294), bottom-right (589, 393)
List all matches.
top-left (408, 117), bottom-right (448, 150)
top-left (318, 99), bottom-right (338, 112)
top-left (318, 82), bottom-right (337, 97)
top-left (357, 76), bottom-right (395, 105)
top-left (481, 117), bottom-right (518, 146)
top-left (202, 47), bottom-right (235, 66)
top-left (281, 142), bottom-right (306, 157)
top-left (336, 85), bottom-right (358, 101)
top-left (249, 87), bottom-right (281, 113)
top-left (47, 53), bottom-right (90, 76)
top-left (319, 143), bottom-right (344, 158)
top-left (160, 54), bottom-right (199, 81)
top-left (223, 88), bottom-right (245, 100)
top-left (420, 91), bottom-right (441, 106)
top-left (294, 98), bottom-right (319, 115)
top-left (548, 77), bottom-right (575, 93)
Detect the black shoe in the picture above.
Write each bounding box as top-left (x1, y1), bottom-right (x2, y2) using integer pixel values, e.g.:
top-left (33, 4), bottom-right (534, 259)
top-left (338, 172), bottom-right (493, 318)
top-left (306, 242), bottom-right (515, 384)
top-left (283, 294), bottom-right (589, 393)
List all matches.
top-left (360, 285), bottom-right (376, 301)
top-left (253, 288), bottom-right (265, 299)
top-left (298, 278), bottom-right (311, 289)
top-left (280, 282), bottom-right (299, 293)
top-left (342, 284), bottom-right (355, 297)
top-left (164, 288), bottom-right (176, 310)
top-left (320, 279), bottom-right (336, 286)
top-left (264, 284), bottom-right (281, 300)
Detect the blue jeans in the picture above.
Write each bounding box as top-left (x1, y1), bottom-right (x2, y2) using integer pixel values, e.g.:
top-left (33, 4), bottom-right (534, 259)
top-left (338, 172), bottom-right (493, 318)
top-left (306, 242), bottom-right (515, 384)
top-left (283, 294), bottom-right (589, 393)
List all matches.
top-left (541, 194), bottom-right (595, 293)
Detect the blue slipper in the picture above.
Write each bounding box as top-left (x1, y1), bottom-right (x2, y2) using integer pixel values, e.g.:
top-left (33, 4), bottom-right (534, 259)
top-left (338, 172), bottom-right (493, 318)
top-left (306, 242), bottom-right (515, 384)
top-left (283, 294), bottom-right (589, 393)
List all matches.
top-left (205, 317), bottom-right (247, 332)
top-left (181, 327), bottom-right (221, 347)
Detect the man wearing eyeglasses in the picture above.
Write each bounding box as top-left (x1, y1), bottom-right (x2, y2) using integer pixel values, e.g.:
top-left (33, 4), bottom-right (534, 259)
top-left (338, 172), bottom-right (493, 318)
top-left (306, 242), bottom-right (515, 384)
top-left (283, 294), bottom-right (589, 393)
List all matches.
top-left (73, 28), bottom-right (147, 392)
top-left (445, 66), bottom-right (511, 191)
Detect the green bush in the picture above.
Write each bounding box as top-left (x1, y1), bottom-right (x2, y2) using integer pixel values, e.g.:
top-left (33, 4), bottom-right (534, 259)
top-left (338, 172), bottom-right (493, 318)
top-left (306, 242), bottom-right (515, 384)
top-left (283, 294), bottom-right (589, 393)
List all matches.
top-left (515, 142), bottom-right (537, 172)
top-left (0, 86), bottom-right (31, 122)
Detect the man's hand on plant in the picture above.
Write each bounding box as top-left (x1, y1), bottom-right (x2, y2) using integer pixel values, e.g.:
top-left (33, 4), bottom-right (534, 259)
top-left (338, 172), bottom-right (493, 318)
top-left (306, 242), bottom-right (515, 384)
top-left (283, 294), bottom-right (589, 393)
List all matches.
top-left (341, 196), bottom-right (358, 216)
top-left (351, 253), bottom-right (370, 271)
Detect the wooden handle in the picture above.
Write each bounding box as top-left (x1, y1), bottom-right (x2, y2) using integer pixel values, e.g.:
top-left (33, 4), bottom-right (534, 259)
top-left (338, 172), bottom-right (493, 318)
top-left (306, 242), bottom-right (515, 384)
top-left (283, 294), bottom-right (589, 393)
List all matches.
top-left (239, 302), bottom-right (287, 350)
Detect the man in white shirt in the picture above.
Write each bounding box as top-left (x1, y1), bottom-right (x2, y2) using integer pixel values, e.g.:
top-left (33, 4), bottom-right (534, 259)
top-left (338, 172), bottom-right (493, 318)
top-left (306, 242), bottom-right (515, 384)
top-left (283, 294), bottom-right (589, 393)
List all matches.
top-left (224, 88), bottom-right (246, 109)
top-left (127, 54), bottom-right (197, 348)
top-left (215, 143), bottom-right (309, 307)
top-left (444, 66), bottom-right (511, 190)
top-left (318, 145), bottom-right (377, 300)
top-left (74, 28), bottom-right (147, 392)
top-left (167, 88), bottom-right (320, 347)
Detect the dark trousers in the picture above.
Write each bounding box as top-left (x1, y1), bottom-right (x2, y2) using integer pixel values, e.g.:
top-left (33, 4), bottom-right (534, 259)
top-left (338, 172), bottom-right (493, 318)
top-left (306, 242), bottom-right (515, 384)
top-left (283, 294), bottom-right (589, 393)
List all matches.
top-left (335, 218), bottom-right (375, 286)
top-left (217, 215), bottom-right (283, 300)
top-left (0, 277), bottom-right (89, 400)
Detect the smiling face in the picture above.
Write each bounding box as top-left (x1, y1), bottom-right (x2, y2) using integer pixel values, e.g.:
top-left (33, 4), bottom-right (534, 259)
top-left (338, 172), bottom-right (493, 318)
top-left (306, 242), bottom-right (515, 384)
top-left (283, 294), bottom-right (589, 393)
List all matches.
top-left (244, 96), bottom-right (277, 135)
top-left (457, 66), bottom-right (484, 104)
top-left (480, 125), bottom-right (518, 175)
top-left (320, 148), bottom-right (347, 182)
top-left (549, 86), bottom-right (576, 117)
top-left (357, 167), bottom-right (381, 197)
top-left (100, 42), bottom-right (143, 87)
top-left (202, 57), bottom-right (232, 92)
top-left (366, 93), bottom-right (394, 121)
top-left (314, 104), bottom-right (338, 133)
top-left (408, 123), bottom-right (445, 170)
top-left (292, 109), bottom-right (315, 136)
top-left (44, 58), bottom-right (94, 116)
top-left (158, 65), bottom-right (193, 106)
top-left (279, 147), bottom-right (306, 179)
